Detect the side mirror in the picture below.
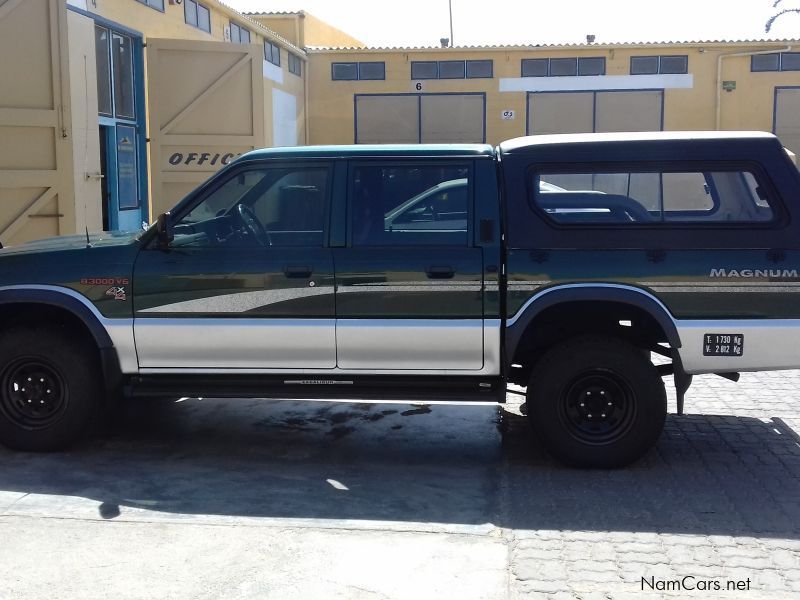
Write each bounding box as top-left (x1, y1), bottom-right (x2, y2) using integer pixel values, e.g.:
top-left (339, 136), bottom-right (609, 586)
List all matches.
top-left (156, 212), bottom-right (173, 248)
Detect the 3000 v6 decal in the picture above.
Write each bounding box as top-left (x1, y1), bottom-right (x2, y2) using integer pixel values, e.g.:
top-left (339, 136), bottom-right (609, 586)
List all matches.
top-left (80, 278), bottom-right (130, 286)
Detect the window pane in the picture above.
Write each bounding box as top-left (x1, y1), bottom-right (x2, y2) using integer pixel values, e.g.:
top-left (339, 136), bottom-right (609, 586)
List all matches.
top-left (521, 58), bottom-right (548, 77)
top-left (466, 59), bottom-right (493, 78)
top-left (438, 60), bottom-right (466, 79)
top-left (578, 57), bottom-right (605, 76)
top-left (411, 61), bottom-right (438, 79)
top-left (175, 167), bottom-right (329, 247)
top-left (150, 0), bottom-right (165, 10)
top-left (230, 22), bottom-right (239, 42)
top-left (630, 56), bottom-right (658, 75)
top-left (289, 53), bottom-right (302, 75)
top-left (782, 52), bottom-right (800, 71)
top-left (271, 43), bottom-right (280, 66)
top-left (359, 62), bottom-right (385, 80)
top-left (94, 26), bottom-right (112, 116)
top-left (752, 53), bottom-right (780, 71)
top-left (352, 165), bottom-right (470, 246)
top-left (111, 33), bottom-right (135, 119)
top-left (659, 55), bottom-right (688, 74)
top-left (332, 62), bottom-right (358, 80)
top-left (549, 58), bottom-right (577, 76)
top-left (197, 5), bottom-right (210, 33)
top-left (184, 0), bottom-right (197, 27)
top-left (241, 28), bottom-right (250, 43)
top-left (533, 169), bottom-right (773, 224)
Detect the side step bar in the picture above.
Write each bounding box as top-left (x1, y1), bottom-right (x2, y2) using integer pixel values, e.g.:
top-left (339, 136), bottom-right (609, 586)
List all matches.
top-left (124, 374), bottom-right (506, 403)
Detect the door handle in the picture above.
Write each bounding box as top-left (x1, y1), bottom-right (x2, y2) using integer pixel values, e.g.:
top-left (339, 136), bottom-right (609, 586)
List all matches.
top-left (426, 265), bottom-right (455, 279)
top-left (284, 265), bottom-right (312, 278)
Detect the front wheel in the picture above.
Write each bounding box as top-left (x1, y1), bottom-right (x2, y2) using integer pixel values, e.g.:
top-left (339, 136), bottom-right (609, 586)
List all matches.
top-left (527, 335), bottom-right (666, 468)
top-left (0, 327), bottom-right (102, 451)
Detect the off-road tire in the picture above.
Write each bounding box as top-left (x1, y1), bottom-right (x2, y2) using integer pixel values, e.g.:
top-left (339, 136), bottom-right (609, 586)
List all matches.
top-left (527, 335), bottom-right (667, 468)
top-left (0, 327), bottom-right (102, 451)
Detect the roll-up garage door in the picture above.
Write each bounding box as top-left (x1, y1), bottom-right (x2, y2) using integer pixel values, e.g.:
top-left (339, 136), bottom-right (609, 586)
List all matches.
top-left (527, 90), bottom-right (663, 135)
top-left (775, 88), bottom-right (800, 155)
top-left (595, 91), bottom-right (662, 132)
top-left (355, 95), bottom-right (418, 143)
top-left (355, 93), bottom-right (485, 143)
top-left (420, 94), bottom-right (484, 143)
top-left (528, 92), bottom-right (594, 135)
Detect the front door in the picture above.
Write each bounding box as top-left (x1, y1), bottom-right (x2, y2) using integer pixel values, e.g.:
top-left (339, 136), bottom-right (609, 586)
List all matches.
top-left (334, 161), bottom-right (485, 371)
top-left (133, 161), bottom-right (336, 370)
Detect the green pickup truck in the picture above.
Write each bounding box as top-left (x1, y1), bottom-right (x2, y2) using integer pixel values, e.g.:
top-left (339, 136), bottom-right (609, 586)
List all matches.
top-left (1, 131), bottom-right (798, 467)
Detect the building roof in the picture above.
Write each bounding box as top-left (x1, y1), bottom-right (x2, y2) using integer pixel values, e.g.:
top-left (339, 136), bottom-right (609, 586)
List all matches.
top-left (306, 39), bottom-right (799, 53)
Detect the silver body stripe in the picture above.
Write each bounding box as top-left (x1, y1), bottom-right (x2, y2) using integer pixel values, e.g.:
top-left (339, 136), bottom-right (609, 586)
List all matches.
top-left (137, 319), bottom-right (502, 376)
top-left (141, 282), bottom-right (481, 314)
top-left (135, 318), bottom-right (337, 369)
top-left (0, 284), bottom-right (138, 373)
top-left (676, 319), bottom-right (800, 374)
top-left (140, 286), bottom-right (335, 314)
top-left (337, 319), bottom-right (484, 370)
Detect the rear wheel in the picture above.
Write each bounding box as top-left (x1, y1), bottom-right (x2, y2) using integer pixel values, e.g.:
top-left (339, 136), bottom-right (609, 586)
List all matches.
top-left (527, 335), bottom-right (666, 468)
top-left (0, 327), bottom-right (101, 451)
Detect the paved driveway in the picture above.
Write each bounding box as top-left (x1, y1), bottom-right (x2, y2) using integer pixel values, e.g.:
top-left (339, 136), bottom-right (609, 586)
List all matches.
top-left (0, 371), bottom-right (799, 599)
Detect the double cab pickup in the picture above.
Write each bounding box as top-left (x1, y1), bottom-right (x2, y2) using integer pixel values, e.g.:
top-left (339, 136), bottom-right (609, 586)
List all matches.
top-left (1, 131), bottom-right (798, 467)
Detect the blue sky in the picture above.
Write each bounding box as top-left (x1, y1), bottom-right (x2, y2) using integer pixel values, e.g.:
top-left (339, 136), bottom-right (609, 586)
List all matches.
top-left (228, 0), bottom-right (800, 47)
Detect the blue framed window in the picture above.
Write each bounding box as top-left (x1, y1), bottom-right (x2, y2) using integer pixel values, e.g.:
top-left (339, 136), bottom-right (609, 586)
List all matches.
top-left (410, 59), bottom-right (493, 79)
top-left (521, 58), bottom-right (548, 77)
top-left (229, 22), bottom-right (250, 44)
top-left (750, 53), bottom-right (800, 71)
top-left (466, 59), bottom-right (493, 78)
top-left (752, 53), bottom-right (781, 72)
top-left (135, 0), bottom-right (164, 11)
top-left (359, 62), bottom-right (385, 80)
top-left (781, 52), bottom-right (800, 71)
top-left (184, 0), bottom-right (210, 34)
top-left (332, 61), bottom-right (386, 80)
top-left (288, 53), bottom-right (302, 76)
top-left (411, 61), bottom-right (438, 79)
top-left (265, 41), bottom-right (281, 66)
top-left (439, 60), bottom-right (466, 79)
top-left (521, 57), bottom-right (605, 77)
top-left (631, 55), bottom-right (688, 75)
top-left (94, 24), bottom-right (136, 121)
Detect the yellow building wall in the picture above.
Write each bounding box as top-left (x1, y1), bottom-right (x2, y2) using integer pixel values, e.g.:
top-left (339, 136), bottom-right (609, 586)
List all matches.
top-left (251, 11), bottom-right (364, 49)
top-left (90, 0), bottom-right (263, 44)
top-left (307, 44), bottom-right (800, 146)
top-left (249, 14), bottom-right (299, 47)
top-left (301, 12), bottom-right (364, 48)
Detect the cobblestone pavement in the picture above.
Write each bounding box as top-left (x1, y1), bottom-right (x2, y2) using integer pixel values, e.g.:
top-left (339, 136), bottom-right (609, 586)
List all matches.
top-left (504, 370), bottom-right (800, 599)
top-left (0, 370), bottom-right (798, 599)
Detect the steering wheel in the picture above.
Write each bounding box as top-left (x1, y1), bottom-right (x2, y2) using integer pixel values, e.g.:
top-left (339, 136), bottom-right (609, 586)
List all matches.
top-left (236, 204), bottom-right (272, 246)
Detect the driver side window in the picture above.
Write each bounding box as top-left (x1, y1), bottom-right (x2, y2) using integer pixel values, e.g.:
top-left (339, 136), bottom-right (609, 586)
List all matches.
top-left (173, 165), bottom-right (329, 247)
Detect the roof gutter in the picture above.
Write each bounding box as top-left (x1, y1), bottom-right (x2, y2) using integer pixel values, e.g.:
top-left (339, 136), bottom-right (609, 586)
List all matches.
top-left (716, 45), bottom-right (792, 130)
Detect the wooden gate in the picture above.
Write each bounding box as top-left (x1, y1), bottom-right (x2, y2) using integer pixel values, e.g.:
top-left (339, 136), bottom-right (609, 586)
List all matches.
top-left (0, 0), bottom-right (74, 245)
top-left (146, 38), bottom-right (265, 217)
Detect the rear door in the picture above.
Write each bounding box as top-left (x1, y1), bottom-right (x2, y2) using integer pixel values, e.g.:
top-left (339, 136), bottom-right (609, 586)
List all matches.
top-left (333, 160), bottom-right (484, 371)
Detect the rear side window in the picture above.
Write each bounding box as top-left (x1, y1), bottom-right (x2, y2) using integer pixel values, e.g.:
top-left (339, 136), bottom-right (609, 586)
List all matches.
top-left (350, 164), bottom-right (470, 246)
top-left (531, 167), bottom-right (775, 225)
